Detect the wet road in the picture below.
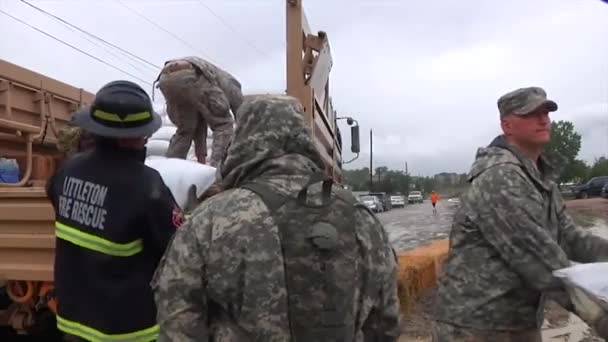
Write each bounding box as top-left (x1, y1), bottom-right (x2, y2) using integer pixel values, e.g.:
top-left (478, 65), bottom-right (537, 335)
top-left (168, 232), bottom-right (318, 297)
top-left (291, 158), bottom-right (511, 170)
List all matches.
top-left (378, 200), bottom-right (457, 252)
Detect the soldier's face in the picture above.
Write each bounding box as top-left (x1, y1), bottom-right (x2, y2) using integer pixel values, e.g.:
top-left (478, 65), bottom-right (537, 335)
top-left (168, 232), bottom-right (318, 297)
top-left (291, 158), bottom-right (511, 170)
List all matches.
top-left (501, 109), bottom-right (551, 146)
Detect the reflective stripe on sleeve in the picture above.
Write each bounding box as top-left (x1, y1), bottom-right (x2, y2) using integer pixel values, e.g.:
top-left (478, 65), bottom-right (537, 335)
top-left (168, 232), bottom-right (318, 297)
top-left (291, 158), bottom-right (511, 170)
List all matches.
top-left (55, 221), bottom-right (143, 257)
top-left (57, 315), bottom-right (159, 342)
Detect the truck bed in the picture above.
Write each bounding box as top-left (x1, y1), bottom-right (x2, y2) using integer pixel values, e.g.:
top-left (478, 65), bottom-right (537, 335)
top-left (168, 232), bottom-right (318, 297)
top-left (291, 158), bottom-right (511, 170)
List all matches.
top-left (0, 59), bottom-right (94, 282)
top-left (0, 187), bottom-right (55, 281)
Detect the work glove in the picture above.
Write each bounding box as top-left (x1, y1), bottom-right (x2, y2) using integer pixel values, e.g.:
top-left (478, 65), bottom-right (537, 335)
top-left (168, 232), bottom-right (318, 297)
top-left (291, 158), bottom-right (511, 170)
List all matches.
top-left (596, 315), bottom-right (608, 340)
top-left (566, 286), bottom-right (608, 339)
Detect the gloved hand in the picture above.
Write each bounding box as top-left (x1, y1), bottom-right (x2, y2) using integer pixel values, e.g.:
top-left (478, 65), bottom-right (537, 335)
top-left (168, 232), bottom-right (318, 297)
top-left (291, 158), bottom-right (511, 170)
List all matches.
top-left (566, 286), bottom-right (607, 337)
top-left (595, 315), bottom-right (608, 340)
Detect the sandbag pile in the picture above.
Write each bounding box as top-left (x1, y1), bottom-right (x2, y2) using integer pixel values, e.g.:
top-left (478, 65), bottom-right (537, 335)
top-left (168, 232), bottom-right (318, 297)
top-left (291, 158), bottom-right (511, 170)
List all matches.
top-left (145, 157), bottom-right (217, 211)
top-left (396, 239), bottom-right (449, 314)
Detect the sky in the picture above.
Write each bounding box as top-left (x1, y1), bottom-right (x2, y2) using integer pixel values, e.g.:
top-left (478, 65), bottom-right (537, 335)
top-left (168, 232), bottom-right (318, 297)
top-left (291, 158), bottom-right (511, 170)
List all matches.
top-left (1, 0), bottom-right (607, 176)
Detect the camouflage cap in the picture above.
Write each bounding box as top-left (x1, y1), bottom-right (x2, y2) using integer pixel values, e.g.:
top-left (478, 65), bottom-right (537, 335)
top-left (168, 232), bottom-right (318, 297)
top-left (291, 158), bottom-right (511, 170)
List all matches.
top-left (497, 86), bottom-right (558, 117)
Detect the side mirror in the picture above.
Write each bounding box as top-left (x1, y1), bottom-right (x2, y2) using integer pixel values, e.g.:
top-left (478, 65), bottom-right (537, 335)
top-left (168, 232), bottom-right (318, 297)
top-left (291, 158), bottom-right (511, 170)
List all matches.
top-left (350, 124), bottom-right (360, 153)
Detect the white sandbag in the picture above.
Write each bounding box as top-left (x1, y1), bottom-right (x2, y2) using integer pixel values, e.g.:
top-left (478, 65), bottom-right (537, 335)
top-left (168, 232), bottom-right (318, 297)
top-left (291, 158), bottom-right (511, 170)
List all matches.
top-left (554, 262), bottom-right (608, 310)
top-left (145, 157), bottom-right (217, 210)
top-left (150, 126), bottom-right (176, 141)
top-left (146, 140), bottom-right (170, 157)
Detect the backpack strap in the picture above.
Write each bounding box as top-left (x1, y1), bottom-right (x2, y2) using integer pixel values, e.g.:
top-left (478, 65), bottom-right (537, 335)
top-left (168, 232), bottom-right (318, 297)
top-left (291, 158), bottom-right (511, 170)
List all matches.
top-left (296, 172), bottom-right (333, 206)
top-left (240, 182), bottom-right (287, 212)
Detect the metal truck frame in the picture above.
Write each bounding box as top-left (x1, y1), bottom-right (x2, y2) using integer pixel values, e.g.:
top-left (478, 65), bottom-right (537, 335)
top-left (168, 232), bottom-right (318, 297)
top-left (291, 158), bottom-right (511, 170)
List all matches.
top-left (0, 0), bottom-right (359, 335)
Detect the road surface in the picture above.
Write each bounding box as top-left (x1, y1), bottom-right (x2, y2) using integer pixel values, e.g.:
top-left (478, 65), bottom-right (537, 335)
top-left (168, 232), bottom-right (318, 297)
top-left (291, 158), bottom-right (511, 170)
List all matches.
top-left (378, 200), bottom-right (456, 252)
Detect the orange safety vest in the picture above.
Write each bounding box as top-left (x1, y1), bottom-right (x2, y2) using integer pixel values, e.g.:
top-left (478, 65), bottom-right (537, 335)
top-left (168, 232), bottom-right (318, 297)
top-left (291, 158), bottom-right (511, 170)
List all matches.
top-left (431, 193), bottom-right (439, 203)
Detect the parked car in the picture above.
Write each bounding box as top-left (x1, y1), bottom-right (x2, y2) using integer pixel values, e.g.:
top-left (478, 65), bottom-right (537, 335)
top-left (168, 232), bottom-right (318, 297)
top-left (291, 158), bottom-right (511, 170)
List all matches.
top-left (572, 176), bottom-right (608, 199)
top-left (602, 183), bottom-right (608, 199)
top-left (369, 192), bottom-right (392, 211)
top-left (390, 195), bottom-right (405, 208)
top-left (359, 195), bottom-right (384, 213)
top-left (408, 190), bottom-right (424, 204)
top-left (447, 197), bottom-right (461, 206)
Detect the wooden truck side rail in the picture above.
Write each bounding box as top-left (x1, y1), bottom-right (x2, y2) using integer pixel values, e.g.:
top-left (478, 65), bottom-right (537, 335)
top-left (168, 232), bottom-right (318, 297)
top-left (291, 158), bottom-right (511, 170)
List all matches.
top-left (0, 59), bottom-right (94, 294)
top-left (286, 0), bottom-right (343, 182)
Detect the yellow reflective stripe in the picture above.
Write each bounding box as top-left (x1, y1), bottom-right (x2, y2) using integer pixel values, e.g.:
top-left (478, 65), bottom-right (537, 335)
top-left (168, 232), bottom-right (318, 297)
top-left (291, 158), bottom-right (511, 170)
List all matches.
top-left (93, 109), bottom-right (151, 122)
top-left (57, 315), bottom-right (159, 342)
top-left (55, 222), bottom-right (143, 257)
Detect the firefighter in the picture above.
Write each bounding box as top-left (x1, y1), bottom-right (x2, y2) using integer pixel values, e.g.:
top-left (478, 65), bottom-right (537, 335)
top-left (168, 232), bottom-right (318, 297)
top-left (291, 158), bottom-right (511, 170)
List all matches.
top-left (46, 80), bottom-right (183, 342)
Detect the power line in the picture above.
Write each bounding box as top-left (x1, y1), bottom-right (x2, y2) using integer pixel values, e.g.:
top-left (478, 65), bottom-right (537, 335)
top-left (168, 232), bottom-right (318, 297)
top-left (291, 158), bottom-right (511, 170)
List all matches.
top-left (0, 8), bottom-right (152, 86)
top-left (20, 0), bottom-right (160, 72)
top-left (115, 0), bottom-right (221, 67)
top-left (19, 2), bottom-right (154, 78)
top-left (196, 0), bottom-right (270, 59)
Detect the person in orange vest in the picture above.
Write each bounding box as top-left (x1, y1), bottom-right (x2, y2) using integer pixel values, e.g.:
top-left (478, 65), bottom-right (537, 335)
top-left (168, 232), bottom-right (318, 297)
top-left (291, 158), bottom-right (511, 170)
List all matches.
top-left (430, 191), bottom-right (440, 213)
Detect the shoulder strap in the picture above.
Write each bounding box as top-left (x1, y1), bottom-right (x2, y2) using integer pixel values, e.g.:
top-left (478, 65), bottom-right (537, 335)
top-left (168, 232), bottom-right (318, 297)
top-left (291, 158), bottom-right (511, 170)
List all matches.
top-left (296, 172), bottom-right (333, 206)
top-left (240, 182), bottom-right (287, 212)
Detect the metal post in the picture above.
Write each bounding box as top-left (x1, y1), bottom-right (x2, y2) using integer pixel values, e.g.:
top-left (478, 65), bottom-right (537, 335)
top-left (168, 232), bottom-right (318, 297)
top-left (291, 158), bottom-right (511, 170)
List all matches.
top-left (369, 129), bottom-right (373, 192)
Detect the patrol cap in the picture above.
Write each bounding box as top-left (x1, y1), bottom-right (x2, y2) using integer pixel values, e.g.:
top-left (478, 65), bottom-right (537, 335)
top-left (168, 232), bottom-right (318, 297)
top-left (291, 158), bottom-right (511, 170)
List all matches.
top-left (72, 80), bottom-right (162, 138)
top-left (497, 86), bottom-right (558, 118)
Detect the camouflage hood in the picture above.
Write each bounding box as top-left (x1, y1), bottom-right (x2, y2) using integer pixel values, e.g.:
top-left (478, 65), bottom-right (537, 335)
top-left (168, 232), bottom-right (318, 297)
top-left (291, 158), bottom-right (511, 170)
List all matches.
top-left (468, 135), bottom-right (559, 190)
top-left (220, 95), bottom-right (325, 189)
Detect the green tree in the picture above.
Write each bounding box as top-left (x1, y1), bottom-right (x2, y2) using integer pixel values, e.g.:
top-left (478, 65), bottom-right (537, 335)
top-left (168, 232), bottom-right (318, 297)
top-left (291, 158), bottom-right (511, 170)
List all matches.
top-left (561, 159), bottom-right (589, 183)
top-left (589, 157), bottom-right (608, 179)
top-left (543, 120), bottom-right (583, 183)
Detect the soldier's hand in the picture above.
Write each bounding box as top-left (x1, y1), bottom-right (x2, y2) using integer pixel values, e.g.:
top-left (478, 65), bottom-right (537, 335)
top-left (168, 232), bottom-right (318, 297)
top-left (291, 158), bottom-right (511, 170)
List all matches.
top-left (595, 315), bottom-right (608, 339)
top-left (567, 286), bottom-right (605, 331)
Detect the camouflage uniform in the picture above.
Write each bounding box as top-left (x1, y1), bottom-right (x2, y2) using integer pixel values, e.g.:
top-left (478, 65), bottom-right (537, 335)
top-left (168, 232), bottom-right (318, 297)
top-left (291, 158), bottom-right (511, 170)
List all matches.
top-left (56, 125), bottom-right (82, 157)
top-left (56, 125), bottom-right (94, 157)
top-left (432, 87), bottom-right (608, 341)
top-left (157, 56), bottom-right (243, 167)
top-left (151, 95), bottom-right (401, 341)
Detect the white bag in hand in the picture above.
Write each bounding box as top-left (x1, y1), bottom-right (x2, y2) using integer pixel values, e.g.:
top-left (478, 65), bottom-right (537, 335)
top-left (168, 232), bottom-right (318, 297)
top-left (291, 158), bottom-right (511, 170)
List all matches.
top-left (554, 262), bottom-right (608, 313)
top-left (145, 157), bottom-right (217, 211)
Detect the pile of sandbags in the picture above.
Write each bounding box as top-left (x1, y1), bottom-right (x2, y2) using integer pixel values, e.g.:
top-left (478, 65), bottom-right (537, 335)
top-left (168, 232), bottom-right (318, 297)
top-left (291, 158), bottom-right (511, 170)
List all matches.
top-left (396, 239), bottom-right (449, 314)
top-left (145, 157), bottom-right (217, 211)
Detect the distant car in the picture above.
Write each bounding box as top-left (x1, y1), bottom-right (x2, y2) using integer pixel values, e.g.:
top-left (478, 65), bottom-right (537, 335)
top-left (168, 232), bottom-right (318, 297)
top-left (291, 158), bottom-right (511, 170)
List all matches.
top-left (359, 195), bottom-right (384, 213)
top-left (572, 176), bottom-right (608, 199)
top-left (408, 191), bottom-right (424, 204)
top-left (447, 197), bottom-right (461, 206)
top-left (369, 192), bottom-right (392, 211)
top-left (390, 195), bottom-right (405, 208)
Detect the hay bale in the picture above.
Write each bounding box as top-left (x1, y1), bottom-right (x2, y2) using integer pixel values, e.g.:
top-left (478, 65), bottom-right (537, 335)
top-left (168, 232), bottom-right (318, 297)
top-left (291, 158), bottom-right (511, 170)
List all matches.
top-left (396, 239), bottom-right (449, 315)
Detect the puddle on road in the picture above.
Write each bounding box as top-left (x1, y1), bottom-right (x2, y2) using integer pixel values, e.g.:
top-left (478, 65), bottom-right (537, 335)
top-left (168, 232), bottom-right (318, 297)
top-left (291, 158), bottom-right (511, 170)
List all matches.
top-left (380, 205), bottom-right (456, 252)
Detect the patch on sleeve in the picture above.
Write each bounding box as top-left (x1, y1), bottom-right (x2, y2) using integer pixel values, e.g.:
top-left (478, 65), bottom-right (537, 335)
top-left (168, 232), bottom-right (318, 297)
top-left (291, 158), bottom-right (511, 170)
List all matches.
top-left (172, 207), bottom-right (184, 228)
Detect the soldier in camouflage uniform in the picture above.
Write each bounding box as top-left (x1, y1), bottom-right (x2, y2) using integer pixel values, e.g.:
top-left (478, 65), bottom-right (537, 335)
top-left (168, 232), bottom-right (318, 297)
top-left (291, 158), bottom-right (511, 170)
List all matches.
top-left (156, 56), bottom-right (243, 167)
top-left (56, 122), bottom-right (95, 157)
top-left (151, 95), bottom-right (401, 341)
top-left (432, 87), bottom-right (608, 341)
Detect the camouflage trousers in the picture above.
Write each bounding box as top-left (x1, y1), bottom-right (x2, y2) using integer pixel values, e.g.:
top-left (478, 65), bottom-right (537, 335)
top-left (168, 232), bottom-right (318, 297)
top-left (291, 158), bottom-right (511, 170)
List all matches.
top-left (431, 321), bottom-right (542, 342)
top-left (160, 70), bottom-right (235, 167)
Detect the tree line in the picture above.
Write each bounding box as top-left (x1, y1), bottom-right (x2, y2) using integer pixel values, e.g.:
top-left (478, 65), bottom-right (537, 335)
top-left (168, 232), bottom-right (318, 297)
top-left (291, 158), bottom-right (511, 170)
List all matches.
top-left (344, 120), bottom-right (608, 195)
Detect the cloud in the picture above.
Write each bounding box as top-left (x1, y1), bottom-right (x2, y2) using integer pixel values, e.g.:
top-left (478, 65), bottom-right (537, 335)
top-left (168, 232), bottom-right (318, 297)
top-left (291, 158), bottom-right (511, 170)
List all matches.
top-left (1, 0), bottom-right (607, 176)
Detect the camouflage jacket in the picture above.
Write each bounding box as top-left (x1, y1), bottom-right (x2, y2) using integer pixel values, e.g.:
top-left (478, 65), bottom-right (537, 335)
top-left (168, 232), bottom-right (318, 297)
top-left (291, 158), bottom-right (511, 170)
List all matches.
top-left (434, 135), bottom-right (608, 331)
top-left (164, 56), bottom-right (243, 116)
top-left (151, 95), bottom-right (400, 341)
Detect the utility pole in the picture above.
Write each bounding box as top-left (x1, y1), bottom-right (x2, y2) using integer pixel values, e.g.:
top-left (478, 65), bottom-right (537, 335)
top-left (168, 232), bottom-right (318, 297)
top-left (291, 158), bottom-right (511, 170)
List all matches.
top-left (369, 129), bottom-right (373, 192)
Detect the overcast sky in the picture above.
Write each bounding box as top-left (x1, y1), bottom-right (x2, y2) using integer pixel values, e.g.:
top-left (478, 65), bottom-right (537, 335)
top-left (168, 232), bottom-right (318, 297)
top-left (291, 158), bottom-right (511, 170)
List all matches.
top-left (1, 0), bottom-right (607, 176)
